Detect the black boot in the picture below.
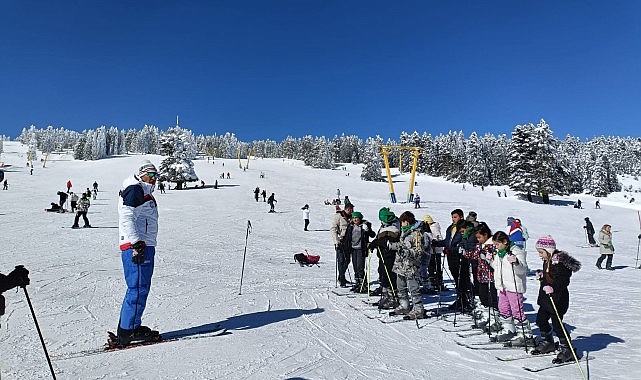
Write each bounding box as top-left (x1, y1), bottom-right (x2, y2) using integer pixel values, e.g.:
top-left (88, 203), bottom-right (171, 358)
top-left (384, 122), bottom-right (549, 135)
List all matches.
top-left (553, 343), bottom-right (576, 364)
top-left (596, 256), bottom-right (604, 269)
top-left (532, 330), bottom-right (556, 355)
top-left (117, 325), bottom-right (160, 346)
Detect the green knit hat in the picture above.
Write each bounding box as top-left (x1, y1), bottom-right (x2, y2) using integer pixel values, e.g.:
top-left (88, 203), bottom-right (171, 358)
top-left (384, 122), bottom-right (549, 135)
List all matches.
top-left (378, 207), bottom-right (396, 223)
top-left (352, 211), bottom-right (363, 219)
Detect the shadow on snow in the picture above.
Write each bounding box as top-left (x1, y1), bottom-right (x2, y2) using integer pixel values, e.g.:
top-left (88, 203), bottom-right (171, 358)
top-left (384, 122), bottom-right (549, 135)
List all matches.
top-left (161, 308), bottom-right (324, 339)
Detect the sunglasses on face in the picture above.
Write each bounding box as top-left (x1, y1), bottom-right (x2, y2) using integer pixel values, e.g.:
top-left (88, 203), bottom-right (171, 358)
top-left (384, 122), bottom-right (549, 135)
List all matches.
top-left (145, 172), bottom-right (158, 179)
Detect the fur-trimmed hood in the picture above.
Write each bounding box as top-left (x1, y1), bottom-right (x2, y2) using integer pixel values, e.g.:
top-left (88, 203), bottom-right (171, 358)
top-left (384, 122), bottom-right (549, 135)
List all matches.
top-left (552, 250), bottom-right (582, 272)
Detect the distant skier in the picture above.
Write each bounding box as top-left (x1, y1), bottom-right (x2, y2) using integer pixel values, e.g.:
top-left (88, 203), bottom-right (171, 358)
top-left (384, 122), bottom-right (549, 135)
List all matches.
top-left (267, 193), bottom-right (277, 212)
top-left (66, 180), bottom-right (72, 193)
top-left (254, 187), bottom-right (260, 202)
top-left (302, 204), bottom-right (310, 231)
top-left (57, 191), bottom-right (68, 211)
top-left (2, 179), bottom-right (7, 190)
top-left (261, 189), bottom-right (267, 202)
top-left (596, 224), bottom-right (615, 270)
top-left (583, 217), bottom-right (597, 246)
top-left (93, 181), bottom-right (99, 192)
top-left (70, 192), bottom-right (79, 212)
top-left (595, 199), bottom-right (601, 209)
top-left (413, 193), bottom-right (421, 208)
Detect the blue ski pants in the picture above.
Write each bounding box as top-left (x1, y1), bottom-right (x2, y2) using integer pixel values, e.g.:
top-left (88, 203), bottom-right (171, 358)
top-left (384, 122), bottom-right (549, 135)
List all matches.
top-left (119, 246), bottom-right (155, 330)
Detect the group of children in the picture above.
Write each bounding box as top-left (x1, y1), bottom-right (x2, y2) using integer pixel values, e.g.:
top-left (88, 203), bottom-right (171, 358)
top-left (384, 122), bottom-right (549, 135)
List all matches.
top-left (331, 206), bottom-right (583, 364)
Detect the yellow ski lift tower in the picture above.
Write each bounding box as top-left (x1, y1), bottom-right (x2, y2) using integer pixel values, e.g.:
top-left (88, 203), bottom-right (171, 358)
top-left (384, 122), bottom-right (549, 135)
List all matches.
top-left (380, 145), bottom-right (420, 203)
top-left (237, 148), bottom-right (253, 169)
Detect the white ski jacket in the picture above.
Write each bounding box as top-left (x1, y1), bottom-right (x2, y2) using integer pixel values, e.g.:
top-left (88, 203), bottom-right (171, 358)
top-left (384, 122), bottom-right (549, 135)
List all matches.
top-left (118, 174), bottom-right (158, 250)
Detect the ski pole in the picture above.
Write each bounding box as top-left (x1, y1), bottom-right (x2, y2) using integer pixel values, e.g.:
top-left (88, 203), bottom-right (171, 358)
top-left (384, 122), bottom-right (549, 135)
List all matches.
top-left (636, 235), bottom-right (641, 269)
top-left (548, 295), bottom-right (587, 380)
top-left (335, 249), bottom-right (338, 288)
top-left (468, 262), bottom-right (477, 328)
top-left (510, 259), bottom-right (528, 353)
top-left (21, 281), bottom-right (56, 379)
top-left (376, 248), bottom-right (396, 300)
top-left (636, 211), bottom-right (641, 269)
top-left (238, 220), bottom-right (252, 295)
top-left (452, 254), bottom-right (463, 326)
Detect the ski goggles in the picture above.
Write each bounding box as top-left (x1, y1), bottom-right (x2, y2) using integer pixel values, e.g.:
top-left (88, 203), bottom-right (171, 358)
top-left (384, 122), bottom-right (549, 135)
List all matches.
top-left (145, 172), bottom-right (158, 179)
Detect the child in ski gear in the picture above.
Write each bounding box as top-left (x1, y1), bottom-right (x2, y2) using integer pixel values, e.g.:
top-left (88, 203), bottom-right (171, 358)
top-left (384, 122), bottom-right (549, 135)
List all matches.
top-left (490, 231), bottom-right (531, 344)
top-left (368, 207), bottom-right (400, 309)
top-left (331, 203), bottom-right (354, 287)
top-left (532, 236), bottom-right (582, 364)
top-left (389, 211), bottom-right (426, 319)
top-left (418, 220), bottom-right (433, 294)
top-left (45, 202), bottom-right (63, 212)
top-left (596, 224), bottom-right (614, 270)
top-left (71, 193), bottom-right (91, 228)
top-left (507, 217), bottom-right (526, 250)
top-left (460, 220), bottom-right (479, 313)
top-left (302, 204), bottom-right (310, 231)
top-left (413, 193), bottom-right (421, 208)
top-left (464, 222), bottom-right (500, 331)
top-left (342, 211), bottom-right (375, 293)
top-left (423, 214), bottom-right (445, 292)
top-left (117, 160), bottom-right (160, 346)
top-left (70, 192), bottom-right (79, 212)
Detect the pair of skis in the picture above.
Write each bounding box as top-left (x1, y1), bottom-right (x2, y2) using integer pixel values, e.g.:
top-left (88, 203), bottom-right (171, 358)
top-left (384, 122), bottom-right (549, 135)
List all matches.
top-left (52, 324), bottom-right (228, 361)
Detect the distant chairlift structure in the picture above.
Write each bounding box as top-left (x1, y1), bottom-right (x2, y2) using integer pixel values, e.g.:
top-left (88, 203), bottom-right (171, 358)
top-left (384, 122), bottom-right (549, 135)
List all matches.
top-left (380, 145), bottom-right (420, 204)
top-left (237, 148), bottom-right (253, 169)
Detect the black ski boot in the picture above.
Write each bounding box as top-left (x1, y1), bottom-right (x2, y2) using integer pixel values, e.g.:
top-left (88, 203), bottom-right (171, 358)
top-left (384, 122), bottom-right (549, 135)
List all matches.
top-left (117, 325), bottom-right (160, 346)
top-left (531, 330), bottom-right (556, 355)
top-left (552, 343), bottom-right (577, 364)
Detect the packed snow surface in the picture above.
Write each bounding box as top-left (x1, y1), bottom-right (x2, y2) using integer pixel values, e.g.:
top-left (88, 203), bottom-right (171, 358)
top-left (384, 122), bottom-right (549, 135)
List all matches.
top-left (1, 141), bottom-right (640, 379)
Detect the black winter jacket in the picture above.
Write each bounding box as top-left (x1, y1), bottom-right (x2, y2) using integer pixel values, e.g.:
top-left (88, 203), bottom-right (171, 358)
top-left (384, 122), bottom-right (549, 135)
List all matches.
top-left (537, 251), bottom-right (581, 315)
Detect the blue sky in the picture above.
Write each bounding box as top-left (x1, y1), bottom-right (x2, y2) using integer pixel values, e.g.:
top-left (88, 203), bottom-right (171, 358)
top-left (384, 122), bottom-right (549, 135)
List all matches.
top-left (1, 1), bottom-right (640, 141)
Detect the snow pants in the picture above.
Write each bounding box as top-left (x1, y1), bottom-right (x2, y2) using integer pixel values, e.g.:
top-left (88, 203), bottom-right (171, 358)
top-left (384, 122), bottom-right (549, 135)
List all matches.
top-left (397, 274), bottom-right (423, 310)
top-left (536, 306), bottom-right (570, 346)
top-left (351, 248), bottom-right (366, 283)
top-left (336, 247), bottom-right (351, 284)
top-left (498, 289), bottom-right (525, 322)
top-left (119, 246), bottom-right (155, 330)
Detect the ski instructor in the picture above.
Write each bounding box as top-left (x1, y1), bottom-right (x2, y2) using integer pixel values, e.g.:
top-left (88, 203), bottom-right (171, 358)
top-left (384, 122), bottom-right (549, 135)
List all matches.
top-left (116, 160), bottom-right (160, 346)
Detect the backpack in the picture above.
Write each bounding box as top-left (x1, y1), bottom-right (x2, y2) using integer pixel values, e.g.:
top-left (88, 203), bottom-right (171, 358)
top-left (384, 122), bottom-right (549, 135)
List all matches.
top-left (294, 253), bottom-right (320, 266)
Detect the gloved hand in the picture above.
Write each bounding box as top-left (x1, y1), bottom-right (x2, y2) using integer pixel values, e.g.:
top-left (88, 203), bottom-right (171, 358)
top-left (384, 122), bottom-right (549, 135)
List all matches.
top-left (362, 223), bottom-right (369, 232)
top-left (543, 285), bottom-right (554, 295)
top-left (8, 266), bottom-right (30, 288)
top-left (368, 239), bottom-right (379, 251)
top-left (638, 234), bottom-right (641, 239)
top-left (131, 241), bottom-right (146, 264)
top-left (506, 255), bottom-right (518, 264)
top-left (387, 240), bottom-right (399, 251)
top-left (536, 270), bottom-right (543, 280)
